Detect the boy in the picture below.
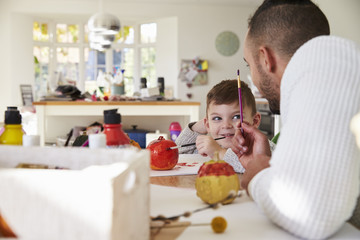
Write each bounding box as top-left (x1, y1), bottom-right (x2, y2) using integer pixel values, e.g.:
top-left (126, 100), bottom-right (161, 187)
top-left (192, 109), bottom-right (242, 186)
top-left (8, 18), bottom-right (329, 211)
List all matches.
top-left (176, 79), bottom-right (275, 173)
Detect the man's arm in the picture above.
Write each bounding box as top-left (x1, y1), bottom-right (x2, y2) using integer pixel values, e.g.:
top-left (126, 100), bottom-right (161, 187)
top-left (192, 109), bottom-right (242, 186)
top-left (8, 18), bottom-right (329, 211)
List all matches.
top-left (246, 37), bottom-right (360, 239)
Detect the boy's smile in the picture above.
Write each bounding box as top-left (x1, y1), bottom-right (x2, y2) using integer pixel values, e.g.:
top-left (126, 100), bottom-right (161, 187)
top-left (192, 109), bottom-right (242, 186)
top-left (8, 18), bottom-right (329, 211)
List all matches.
top-left (205, 102), bottom-right (254, 148)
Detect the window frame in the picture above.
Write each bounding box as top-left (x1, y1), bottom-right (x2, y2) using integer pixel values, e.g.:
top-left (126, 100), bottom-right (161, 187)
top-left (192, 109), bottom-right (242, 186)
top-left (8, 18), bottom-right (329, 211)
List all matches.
top-left (33, 18), bottom-right (157, 98)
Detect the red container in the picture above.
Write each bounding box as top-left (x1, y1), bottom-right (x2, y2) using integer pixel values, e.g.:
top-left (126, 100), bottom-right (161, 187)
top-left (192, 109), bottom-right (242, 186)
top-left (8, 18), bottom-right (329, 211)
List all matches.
top-left (103, 123), bottom-right (130, 146)
top-left (103, 109), bottom-right (130, 147)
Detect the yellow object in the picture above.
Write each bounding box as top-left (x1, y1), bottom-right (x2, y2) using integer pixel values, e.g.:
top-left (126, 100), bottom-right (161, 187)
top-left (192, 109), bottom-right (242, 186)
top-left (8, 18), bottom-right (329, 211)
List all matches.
top-left (195, 174), bottom-right (239, 204)
top-left (201, 60), bottom-right (208, 71)
top-left (130, 140), bottom-right (141, 149)
top-left (211, 216), bottom-right (227, 233)
top-left (0, 125), bottom-right (24, 145)
top-left (195, 152), bottom-right (240, 204)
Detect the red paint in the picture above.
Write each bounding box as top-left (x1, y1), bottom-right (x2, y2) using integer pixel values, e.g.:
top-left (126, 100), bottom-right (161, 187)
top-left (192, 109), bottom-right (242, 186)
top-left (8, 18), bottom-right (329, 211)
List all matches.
top-left (147, 136), bottom-right (179, 170)
top-left (198, 162), bottom-right (236, 177)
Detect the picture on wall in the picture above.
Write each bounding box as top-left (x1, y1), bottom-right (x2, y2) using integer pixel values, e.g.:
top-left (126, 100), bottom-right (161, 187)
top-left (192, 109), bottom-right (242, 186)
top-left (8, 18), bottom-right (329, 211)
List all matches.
top-left (178, 58), bottom-right (208, 86)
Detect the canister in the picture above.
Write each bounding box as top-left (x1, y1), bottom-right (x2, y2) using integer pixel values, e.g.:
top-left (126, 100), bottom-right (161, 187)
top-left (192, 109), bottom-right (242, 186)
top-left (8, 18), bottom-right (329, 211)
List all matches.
top-left (125, 125), bottom-right (148, 148)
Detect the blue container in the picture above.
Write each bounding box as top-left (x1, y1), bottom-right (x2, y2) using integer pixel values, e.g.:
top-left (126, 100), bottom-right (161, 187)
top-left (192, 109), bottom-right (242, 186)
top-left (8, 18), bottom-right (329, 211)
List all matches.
top-left (125, 125), bottom-right (148, 148)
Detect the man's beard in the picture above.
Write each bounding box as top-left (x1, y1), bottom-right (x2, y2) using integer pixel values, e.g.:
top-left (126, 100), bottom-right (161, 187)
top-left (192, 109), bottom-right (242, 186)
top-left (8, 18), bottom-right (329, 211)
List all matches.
top-left (256, 63), bottom-right (280, 115)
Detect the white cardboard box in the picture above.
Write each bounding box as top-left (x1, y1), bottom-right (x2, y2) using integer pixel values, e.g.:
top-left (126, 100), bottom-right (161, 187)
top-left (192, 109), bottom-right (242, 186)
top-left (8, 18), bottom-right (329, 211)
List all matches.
top-left (0, 145), bottom-right (150, 240)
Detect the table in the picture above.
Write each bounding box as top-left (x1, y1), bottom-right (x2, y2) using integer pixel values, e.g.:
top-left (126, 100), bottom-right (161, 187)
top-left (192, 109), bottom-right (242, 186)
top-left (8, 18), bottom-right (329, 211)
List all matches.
top-left (33, 101), bottom-right (200, 146)
top-left (150, 175), bottom-right (360, 239)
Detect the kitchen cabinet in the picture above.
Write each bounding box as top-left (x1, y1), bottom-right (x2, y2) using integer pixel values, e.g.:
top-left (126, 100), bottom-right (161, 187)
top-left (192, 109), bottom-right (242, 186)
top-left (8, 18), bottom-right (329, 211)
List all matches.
top-left (33, 101), bottom-right (200, 146)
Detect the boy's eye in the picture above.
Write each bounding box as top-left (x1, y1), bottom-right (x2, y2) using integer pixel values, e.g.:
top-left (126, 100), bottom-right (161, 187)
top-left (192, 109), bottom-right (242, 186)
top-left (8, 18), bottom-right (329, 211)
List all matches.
top-left (212, 116), bottom-right (222, 121)
top-left (233, 115), bottom-right (241, 120)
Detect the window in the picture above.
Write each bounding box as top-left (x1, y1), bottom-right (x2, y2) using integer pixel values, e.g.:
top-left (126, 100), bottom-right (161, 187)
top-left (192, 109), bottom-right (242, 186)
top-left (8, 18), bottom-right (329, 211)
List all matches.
top-left (33, 19), bottom-right (157, 100)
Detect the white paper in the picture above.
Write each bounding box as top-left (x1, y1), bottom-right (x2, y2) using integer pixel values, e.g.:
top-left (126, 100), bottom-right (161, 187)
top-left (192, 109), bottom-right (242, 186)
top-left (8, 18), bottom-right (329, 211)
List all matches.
top-left (150, 154), bottom-right (210, 177)
top-left (185, 68), bottom-right (198, 81)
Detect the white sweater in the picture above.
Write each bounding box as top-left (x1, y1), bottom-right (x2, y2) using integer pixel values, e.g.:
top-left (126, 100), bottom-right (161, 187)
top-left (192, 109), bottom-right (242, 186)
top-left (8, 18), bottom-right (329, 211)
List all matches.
top-left (249, 36), bottom-right (360, 239)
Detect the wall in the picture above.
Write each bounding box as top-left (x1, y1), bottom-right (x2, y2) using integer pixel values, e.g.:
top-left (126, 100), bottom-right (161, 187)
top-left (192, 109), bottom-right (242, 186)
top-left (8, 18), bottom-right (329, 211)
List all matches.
top-left (0, 0), bottom-right (359, 126)
top-left (315, 0), bottom-right (360, 44)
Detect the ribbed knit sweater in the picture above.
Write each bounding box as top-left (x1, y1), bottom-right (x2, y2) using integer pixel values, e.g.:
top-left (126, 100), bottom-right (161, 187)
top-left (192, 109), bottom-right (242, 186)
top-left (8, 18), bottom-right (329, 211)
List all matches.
top-left (249, 36), bottom-right (360, 239)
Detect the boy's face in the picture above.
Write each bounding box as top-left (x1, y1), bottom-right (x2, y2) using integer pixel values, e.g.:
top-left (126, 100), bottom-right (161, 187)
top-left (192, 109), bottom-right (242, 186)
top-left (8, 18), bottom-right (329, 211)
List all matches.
top-left (205, 101), bottom-right (257, 148)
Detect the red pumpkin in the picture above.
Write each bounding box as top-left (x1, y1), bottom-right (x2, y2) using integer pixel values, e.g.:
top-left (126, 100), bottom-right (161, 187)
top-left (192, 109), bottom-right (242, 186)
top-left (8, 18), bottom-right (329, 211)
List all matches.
top-left (147, 136), bottom-right (179, 170)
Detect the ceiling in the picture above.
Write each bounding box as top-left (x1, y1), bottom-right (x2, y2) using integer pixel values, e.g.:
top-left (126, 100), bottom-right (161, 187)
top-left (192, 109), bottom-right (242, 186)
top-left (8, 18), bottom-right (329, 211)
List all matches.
top-left (50, 0), bottom-right (263, 7)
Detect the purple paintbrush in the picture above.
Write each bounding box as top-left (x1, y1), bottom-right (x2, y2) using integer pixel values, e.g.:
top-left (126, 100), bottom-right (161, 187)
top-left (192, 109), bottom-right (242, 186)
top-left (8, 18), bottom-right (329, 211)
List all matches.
top-left (237, 69), bottom-right (244, 135)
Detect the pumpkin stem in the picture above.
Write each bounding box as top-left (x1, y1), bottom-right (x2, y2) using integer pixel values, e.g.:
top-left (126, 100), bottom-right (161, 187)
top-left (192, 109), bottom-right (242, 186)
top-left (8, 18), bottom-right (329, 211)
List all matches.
top-left (213, 151), bottom-right (219, 161)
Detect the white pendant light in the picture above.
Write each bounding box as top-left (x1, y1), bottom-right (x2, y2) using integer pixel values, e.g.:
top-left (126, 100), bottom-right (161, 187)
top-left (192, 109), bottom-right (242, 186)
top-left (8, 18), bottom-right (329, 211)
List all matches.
top-left (88, 31), bottom-right (115, 45)
top-left (88, 0), bottom-right (120, 51)
top-left (88, 12), bottom-right (120, 35)
top-left (90, 42), bottom-right (112, 52)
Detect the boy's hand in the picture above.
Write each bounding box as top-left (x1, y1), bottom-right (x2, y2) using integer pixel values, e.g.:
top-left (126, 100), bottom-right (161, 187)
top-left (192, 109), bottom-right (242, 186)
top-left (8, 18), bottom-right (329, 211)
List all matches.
top-left (196, 135), bottom-right (223, 158)
top-left (231, 122), bottom-right (271, 168)
top-left (191, 118), bottom-right (208, 134)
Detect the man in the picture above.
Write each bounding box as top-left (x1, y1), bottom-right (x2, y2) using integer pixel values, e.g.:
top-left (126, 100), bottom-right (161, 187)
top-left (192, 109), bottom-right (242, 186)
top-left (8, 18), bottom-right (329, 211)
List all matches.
top-left (231, 0), bottom-right (360, 239)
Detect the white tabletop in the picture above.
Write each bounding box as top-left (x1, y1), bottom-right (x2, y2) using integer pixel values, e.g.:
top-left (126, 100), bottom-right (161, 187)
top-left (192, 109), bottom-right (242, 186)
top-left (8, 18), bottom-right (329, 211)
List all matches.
top-left (150, 184), bottom-right (360, 239)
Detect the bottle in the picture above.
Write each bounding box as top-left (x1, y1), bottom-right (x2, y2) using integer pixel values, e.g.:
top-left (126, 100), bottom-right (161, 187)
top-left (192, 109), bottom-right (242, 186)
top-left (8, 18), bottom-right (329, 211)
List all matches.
top-left (140, 77), bottom-right (147, 89)
top-left (0, 107), bottom-right (24, 145)
top-left (169, 122), bottom-right (182, 142)
top-left (103, 109), bottom-right (130, 147)
top-left (157, 77), bottom-right (165, 96)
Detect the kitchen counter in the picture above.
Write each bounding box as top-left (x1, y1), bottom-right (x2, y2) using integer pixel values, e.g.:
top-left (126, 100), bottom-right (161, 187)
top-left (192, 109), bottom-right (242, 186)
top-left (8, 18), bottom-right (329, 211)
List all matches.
top-left (33, 101), bottom-right (200, 146)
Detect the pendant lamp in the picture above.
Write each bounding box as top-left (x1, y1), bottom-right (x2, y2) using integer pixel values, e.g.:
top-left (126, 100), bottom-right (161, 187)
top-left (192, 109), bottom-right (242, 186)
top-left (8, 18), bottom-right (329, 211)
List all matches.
top-left (87, 0), bottom-right (120, 51)
top-left (88, 12), bottom-right (120, 35)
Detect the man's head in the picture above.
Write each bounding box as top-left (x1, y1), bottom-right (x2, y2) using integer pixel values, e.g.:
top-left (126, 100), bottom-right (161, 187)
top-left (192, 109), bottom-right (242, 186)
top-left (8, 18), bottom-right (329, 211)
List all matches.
top-left (205, 79), bottom-right (261, 147)
top-left (244, 0), bottom-right (330, 114)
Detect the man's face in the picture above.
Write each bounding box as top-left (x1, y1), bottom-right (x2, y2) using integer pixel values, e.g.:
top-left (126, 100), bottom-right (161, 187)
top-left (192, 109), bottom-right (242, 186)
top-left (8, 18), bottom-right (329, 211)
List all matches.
top-left (244, 33), bottom-right (280, 114)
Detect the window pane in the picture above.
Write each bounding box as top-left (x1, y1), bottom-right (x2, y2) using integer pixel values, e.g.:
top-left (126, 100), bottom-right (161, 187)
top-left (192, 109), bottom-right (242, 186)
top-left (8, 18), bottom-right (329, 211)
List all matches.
top-left (84, 24), bottom-right (89, 43)
top-left (56, 24), bottom-right (79, 43)
top-left (124, 26), bottom-right (134, 44)
top-left (113, 49), bottom-right (122, 66)
top-left (68, 24), bottom-right (79, 43)
top-left (33, 46), bottom-right (49, 64)
top-left (98, 51), bottom-right (105, 65)
top-left (141, 47), bottom-right (156, 87)
top-left (85, 48), bottom-right (96, 81)
top-left (56, 47), bottom-right (79, 82)
top-left (56, 24), bottom-right (67, 43)
top-left (123, 48), bottom-right (134, 95)
top-left (141, 23), bottom-right (156, 44)
top-left (114, 26), bottom-right (134, 44)
top-left (33, 46), bottom-right (49, 100)
top-left (33, 22), bottom-right (49, 42)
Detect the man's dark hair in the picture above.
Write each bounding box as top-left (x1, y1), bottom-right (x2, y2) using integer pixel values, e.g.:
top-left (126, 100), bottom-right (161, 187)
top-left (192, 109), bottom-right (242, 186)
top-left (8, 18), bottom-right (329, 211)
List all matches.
top-left (248, 0), bottom-right (330, 60)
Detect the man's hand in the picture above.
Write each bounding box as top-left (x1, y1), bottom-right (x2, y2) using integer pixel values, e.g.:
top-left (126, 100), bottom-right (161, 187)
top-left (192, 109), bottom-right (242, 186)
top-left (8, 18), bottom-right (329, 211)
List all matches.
top-left (231, 122), bottom-right (271, 168)
top-left (231, 122), bottom-right (272, 192)
top-left (196, 135), bottom-right (223, 158)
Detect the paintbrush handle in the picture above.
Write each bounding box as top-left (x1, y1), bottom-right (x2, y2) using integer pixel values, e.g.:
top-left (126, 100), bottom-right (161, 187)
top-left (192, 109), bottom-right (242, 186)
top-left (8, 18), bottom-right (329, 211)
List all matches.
top-left (170, 136), bottom-right (226, 150)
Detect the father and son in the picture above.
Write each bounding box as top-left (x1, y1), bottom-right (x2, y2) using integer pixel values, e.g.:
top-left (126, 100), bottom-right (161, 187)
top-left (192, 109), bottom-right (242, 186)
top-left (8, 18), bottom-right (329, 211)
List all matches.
top-left (176, 0), bottom-right (360, 239)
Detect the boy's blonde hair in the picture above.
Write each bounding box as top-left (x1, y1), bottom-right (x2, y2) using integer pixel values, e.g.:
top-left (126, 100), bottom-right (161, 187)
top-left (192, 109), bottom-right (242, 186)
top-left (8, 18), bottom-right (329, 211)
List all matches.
top-left (206, 79), bottom-right (256, 116)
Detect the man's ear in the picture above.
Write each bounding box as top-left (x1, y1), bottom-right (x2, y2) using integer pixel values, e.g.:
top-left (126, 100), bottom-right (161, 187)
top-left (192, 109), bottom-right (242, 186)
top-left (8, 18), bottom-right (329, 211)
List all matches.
top-left (252, 112), bottom-right (261, 128)
top-left (259, 46), bottom-right (276, 73)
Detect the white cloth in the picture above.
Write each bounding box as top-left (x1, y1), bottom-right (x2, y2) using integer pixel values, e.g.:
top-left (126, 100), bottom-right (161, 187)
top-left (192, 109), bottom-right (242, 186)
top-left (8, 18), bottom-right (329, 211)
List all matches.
top-left (248, 36), bottom-right (360, 239)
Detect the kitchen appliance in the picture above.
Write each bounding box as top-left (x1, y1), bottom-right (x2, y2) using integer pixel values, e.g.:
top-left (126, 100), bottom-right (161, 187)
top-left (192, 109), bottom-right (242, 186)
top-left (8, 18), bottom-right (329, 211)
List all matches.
top-left (256, 100), bottom-right (276, 140)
